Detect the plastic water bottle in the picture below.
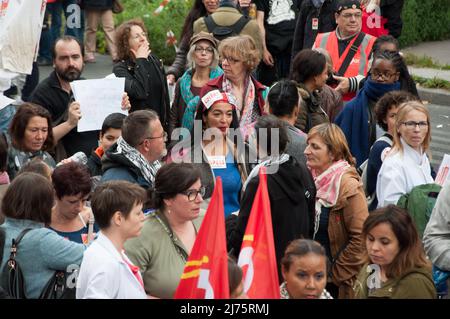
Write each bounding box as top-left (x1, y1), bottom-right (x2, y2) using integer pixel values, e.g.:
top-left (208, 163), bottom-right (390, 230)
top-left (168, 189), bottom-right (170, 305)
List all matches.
top-left (56, 151), bottom-right (88, 166)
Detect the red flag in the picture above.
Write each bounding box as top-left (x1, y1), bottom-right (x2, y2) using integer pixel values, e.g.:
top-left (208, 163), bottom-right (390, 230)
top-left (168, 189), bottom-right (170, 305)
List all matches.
top-left (237, 167), bottom-right (280, 298)
top-left (174, 177), bottom-right (229, 299)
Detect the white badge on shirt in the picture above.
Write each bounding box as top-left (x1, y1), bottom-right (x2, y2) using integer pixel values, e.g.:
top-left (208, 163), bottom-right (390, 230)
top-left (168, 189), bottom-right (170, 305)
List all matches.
top-left (208, 155), bottom-right (227, 169)
top-left (312, 18), bottom-right (319, 30)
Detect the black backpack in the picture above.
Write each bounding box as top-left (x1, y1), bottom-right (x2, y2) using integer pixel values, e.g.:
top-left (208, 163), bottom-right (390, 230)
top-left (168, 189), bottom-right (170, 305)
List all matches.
top-left (203, 15), bottom-right (250, 41)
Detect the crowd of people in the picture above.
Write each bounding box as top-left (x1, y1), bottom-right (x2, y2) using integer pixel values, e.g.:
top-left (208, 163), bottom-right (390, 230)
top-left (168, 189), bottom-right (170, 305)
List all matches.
top-left (1, 0), bottom-right (448, 300)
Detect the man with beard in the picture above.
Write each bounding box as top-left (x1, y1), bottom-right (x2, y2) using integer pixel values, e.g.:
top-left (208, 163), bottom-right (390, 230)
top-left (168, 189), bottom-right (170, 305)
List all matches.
top-left (31, 36), bottom-right (97, 158)
top-left (31, 36), bottom-right (130, 158)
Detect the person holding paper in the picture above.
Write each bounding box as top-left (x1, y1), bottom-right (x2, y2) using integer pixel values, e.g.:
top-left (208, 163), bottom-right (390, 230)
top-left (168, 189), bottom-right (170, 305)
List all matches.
top-left (113, 19), bottom-right (170, 129)
top-left (376, 101), bottom-right (435, 208)
top-left (31, 36), bottom-right (131, 159)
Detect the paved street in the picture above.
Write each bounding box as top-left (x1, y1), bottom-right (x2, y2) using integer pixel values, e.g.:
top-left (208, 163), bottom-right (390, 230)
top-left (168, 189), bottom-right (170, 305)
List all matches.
top-left (38, 53), bottom-right (450, 171)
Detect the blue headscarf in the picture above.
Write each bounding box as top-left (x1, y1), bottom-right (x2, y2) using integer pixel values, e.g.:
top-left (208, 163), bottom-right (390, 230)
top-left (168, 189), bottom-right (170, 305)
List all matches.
top-left (335, 77), bottom-right (401, 166)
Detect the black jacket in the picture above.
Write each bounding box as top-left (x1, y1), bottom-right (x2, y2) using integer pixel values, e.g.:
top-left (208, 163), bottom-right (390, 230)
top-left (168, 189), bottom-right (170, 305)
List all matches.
top-left (227, 157), bottom-right (316, 281)
top-left (381, 0), bottom-right (404, 39)
top-left (87, 150), bottom-right (102, 177)
top-left (113, 54), bottom-right (170, 129)
top-left (291, 0), bottom-right (337, 62)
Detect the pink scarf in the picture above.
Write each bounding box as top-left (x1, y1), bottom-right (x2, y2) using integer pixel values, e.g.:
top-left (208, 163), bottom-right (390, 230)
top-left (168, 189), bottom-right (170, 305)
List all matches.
top-left (0, 171), bottom-right (10, 185)
top-left (313, 160), bottom-right (351, 208)
top-left (222, 75), bottom-right (257, 140)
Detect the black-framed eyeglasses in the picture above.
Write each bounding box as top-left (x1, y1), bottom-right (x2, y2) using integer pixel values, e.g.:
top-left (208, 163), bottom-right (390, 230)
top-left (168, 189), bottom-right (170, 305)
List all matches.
top-left (401, 121), bottom-right (429, 130)
top-left (139, 132), bottom-right (168, 145)
top-left (371, 70), bottom-right (398, 80)
top-left (194, 46), bottom-right (214, 54)
top-left (220, 55), bottom-right (241, 64)
top-left (180, 186), bottom-right (206, 202)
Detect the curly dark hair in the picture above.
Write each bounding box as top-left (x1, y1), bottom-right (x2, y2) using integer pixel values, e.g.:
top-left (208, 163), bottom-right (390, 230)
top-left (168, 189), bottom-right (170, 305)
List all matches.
top-left (375, 91), bottom-right (419, 131)
top-left (115, 19), bottom-right (148, 61)
top-left (9, 103), bottom-right (54, 152)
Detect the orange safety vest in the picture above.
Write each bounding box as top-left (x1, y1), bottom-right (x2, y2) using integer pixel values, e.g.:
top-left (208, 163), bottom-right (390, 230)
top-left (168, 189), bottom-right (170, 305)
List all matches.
top-left (314, 31), bottom-right (376, 100)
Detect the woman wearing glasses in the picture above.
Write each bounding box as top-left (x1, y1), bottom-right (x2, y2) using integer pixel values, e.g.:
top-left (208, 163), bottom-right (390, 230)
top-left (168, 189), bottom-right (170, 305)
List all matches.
top-left (113, 19), bottom-right (170, 128)
top-left (124, 163), bottom-right (205, 299)
top-left (168, 31), bottom-right (223, 138)
top-left (200, 35), bottom-right (268, 140)
top-left (335, 51), bottom-right (407, 167)
top-left (376, 101), bottom-right (433, 207)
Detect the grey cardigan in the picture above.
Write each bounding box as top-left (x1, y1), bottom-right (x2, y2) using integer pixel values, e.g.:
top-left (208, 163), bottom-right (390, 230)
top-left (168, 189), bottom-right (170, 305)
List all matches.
top-left (0, 218), bottom-right (85, 298)
top-left (423, 182), bottom-right (450, 270)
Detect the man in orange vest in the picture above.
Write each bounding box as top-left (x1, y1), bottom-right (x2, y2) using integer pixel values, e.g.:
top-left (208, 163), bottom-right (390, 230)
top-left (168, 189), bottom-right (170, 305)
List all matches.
top-left (313, 0), bottom-right (376, 100)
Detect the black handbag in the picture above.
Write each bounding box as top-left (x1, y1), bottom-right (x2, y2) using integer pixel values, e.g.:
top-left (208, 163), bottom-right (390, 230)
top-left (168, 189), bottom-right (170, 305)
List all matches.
top-left (4, 228), bottom-right (32, 299)
top-left (39, 271), bottom-right (75, 299)
top-left (4, 228), bottom-right (75, 299)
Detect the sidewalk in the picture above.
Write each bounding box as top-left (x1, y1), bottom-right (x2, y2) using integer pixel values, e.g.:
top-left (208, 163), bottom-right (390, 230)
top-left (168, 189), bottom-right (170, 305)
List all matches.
top-left (403, 40), bottom-right (450, 106)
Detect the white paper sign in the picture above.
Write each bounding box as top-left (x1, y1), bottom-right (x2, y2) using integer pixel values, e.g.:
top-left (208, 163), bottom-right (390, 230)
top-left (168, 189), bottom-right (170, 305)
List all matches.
top-left (208, 155), bottom-right (227, 169)
top-left (435, 154), bottom-right (450, 186)
top-left (0, 94), bottom-right (15, 110)
top-left (70, 78), bottom-right (127, 132)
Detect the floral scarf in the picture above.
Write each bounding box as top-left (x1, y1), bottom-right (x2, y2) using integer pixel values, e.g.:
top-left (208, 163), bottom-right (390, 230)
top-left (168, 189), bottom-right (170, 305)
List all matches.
top-left (312, 160), bottom-right (351, 236)
top-left (115, 136), bottom-right (161, 185)
top-left (222, 75), bottom-right (260, 139)
top-left (180, 66), bottom-right (223, 131)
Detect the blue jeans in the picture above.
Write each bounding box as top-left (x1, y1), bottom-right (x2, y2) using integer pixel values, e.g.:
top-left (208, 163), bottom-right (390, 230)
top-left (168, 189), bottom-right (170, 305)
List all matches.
top-left (48, 1), bottom-right (85, 44)
top-left (38, 10), bottom-right (52, 61)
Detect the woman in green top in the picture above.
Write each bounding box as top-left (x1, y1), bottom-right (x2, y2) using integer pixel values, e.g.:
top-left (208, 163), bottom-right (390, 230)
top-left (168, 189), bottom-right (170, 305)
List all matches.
top-left (124, 163), bottom-right (205, 298)
top-left (354, 205), bottom-right (436, 299)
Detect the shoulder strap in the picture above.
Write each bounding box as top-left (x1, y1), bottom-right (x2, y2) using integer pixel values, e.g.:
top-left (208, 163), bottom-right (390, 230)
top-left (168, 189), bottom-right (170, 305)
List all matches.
top-left (231, 15), bottom-right (250, 34)
top-left (203, 15), bottom-right (217, 33)
top-left (337, 32), bottom-right (366, 76)
top-left (9, 228), bottom-right (33, 261)
top-left (377, 135), bottom-right (393, 146)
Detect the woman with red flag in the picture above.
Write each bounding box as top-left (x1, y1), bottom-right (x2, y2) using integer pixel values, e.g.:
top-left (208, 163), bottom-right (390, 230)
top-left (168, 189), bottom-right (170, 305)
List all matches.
top-left (125, 163), bottom-right (205, 299)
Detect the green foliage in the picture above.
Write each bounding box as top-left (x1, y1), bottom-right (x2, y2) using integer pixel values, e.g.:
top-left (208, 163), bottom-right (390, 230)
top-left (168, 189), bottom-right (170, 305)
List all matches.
top-left (400, 0), bottom-right (450, 47)
top-left (404, 53), bottom-right (450, 70)
top-left (412, 75), bottom-right (450, 91)
top-left (110, 0), bottom-right (193, 64)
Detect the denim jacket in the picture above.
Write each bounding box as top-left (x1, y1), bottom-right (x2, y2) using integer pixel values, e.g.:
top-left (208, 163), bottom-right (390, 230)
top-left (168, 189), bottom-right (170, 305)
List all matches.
top-left (0, 218), bottom-right (85, 298)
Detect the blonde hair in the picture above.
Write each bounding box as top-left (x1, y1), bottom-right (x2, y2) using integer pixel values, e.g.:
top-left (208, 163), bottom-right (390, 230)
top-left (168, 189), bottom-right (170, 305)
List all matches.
top-left (307, 123), bottom-right (356, 166)
top-left (392, 100), bottom-right (431, 155)
top-left (218, 35), bottom-right (261, 72)
top-left (186, 40), bottom-right (219, 70)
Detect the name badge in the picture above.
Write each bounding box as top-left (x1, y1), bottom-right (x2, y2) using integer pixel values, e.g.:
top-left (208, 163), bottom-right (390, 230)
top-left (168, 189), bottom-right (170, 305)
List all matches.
top-left (312, 18), bottom-right (319, 30)
top-left (208, 156), bottom-right (227, 169)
